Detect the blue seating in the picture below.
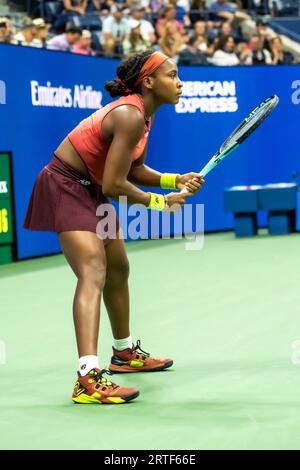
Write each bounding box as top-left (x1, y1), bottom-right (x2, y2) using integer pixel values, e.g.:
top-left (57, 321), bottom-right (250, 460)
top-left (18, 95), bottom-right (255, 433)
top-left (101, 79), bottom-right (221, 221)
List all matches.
top-left (268, 18), bottom-right (300, 43)
top-left (44, 1), bottom-right (63, 24)
top-left (69, 13), bottom-right (102, 31)
top-left (258, 183), bottom-right (297, 235)
top-left (271, 0), bottom-right (299, 16)
top-left (225, 183), bottom-right (298, 237)
top-left (224, 186), bottom-right (261, 237)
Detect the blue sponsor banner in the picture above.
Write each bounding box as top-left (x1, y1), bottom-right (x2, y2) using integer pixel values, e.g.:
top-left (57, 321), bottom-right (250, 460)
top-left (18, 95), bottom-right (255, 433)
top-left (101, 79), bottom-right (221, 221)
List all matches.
top-left (0, 43), bottom-right (299, 259)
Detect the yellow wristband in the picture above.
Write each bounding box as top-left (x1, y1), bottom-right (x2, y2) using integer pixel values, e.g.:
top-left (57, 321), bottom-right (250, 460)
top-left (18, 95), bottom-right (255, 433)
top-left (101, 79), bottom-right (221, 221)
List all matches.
top-left (146, 192), bottom-right (166, 211)
top-left (160, 173), bottom-right (178, 190)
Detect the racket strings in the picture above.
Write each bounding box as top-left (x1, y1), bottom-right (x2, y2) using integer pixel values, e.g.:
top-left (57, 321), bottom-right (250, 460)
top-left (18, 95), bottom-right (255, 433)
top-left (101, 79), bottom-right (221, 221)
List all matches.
top-left (220, 96), bottom-right (278, 153)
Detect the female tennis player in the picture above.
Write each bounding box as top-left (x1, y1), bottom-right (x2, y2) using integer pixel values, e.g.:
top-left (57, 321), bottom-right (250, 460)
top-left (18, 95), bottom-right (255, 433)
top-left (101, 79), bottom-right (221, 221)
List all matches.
top-left (23, 50), bottom-right (205, 405)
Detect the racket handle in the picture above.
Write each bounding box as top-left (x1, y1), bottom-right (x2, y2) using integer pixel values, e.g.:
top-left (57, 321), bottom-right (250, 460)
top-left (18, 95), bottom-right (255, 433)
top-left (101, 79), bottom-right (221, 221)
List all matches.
top-left (180, 186), bottom-right (190, 195)
top-left (179, 166), bottom-right (209, 194)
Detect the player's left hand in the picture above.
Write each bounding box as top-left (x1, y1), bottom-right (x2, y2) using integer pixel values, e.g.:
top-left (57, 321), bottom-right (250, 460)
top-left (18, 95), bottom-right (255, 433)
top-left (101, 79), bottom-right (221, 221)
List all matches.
top-left (176, 173), bottom-right (205, 193)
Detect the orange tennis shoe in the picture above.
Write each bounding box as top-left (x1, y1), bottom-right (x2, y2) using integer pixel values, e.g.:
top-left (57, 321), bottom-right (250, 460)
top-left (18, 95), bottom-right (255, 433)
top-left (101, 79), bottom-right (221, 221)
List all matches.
top-left (72, 368), bottom-right (140, 404)
top-left (109, 340), bottom-right (173, 373)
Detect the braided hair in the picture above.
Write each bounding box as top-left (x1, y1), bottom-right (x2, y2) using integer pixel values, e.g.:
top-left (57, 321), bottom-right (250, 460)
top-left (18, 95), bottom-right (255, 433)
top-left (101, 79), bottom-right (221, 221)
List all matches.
top-left (105, 50), bottom-right (153, 98)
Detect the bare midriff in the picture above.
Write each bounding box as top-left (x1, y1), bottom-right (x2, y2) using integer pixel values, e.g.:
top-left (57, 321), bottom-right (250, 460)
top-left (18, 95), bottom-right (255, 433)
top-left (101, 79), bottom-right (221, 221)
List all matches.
top-left (55, 137), bottom-right (90, 179)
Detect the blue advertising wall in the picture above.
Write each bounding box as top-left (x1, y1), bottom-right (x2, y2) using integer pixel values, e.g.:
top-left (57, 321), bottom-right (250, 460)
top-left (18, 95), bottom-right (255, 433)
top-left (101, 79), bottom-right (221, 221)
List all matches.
top-left (0, 44), bottom-right (299, 259)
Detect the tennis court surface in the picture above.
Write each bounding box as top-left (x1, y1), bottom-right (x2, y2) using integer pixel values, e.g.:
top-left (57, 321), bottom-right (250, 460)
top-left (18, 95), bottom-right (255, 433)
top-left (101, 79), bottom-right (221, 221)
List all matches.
top-left (1, 232), bottom-right (300, 450)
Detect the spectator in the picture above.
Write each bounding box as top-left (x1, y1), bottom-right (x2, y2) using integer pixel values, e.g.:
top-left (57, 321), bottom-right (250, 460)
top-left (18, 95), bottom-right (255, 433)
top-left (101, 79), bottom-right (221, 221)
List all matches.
top-left (0, 17), bottom-right (16, 44)
top-left (148, 0), bottom-right (165, 14)
top-left (72, 29), bottom-right (97, 54)
top-left (189, 0), bottom-right (207, 25)
top-left (31, 18), bottom-right (50, 48)
top-left (53, 0), bottom-right (88, 31)
top-left (127, 6), bottom-right (156, 44)
top-left (47, 26), bottom-right (82, 51)
top-left (241, 34), bottom-right (272, 65)
top-left (270, 36), bottom-right (294, 65)
top-left (127, 0), bottom-right (152, 11)
top-left (193, 20), bottom-right (206, 36)
top-left (178, 34), bottom-right (209, 64)
top-left (158, 21), bottom-right (186, 61)
top-left (209, 0), bottom-right (250, 22)
top-left (87, 0), bottom-right (114, 14)
top-left (209, 0), bottom-right (236, 20)
top-left (156, 4), bottom-right (185, 38)
top-left (194, 19), bottom-right (217, 44)
top-left (220, 20), bottom-right (231, 35)
top-left (14, 17), bottom-right (37, 46)
top-left (123, 20), bottom-right (151, 55)
top-left (101, 5), bottom-right (129, 54)
top-left (255, 18), bottom-right (273, 51)
top-left (194, 21), bottom-right (219, 42)
top-left (220, 20), bottom-right (242, 43)
top-left (63, 0), bottom-right (88, 16)
top-left (192, 20), bottom-right (215, 53)
top-left (194, 32), bottom-right (209, 52)
top-left (4, 0), bottom-right (297, 67)
top-left (169, 0), bottom-right (191, 27)
top-left (209, 34), bottom-right (240, 65)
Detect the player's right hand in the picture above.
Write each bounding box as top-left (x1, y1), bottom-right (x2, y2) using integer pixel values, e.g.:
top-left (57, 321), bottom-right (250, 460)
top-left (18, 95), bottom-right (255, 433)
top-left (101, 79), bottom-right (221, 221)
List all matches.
top-left (165, 191), bottom-right (192, 212)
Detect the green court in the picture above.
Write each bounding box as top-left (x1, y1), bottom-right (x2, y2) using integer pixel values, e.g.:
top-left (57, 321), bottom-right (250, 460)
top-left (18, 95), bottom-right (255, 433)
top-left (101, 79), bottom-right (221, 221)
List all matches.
top-left (1, 232), bottom-right (300, 450)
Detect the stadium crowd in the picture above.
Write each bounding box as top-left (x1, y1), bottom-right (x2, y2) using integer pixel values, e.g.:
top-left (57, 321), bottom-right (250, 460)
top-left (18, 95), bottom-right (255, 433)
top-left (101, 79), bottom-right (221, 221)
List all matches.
top-left (0, 0), bottom-right (296, 64)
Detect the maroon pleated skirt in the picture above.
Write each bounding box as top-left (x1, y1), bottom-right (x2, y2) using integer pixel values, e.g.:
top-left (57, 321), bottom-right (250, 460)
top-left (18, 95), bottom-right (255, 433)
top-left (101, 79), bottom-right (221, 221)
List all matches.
top-left (23, 154), bottom-right (119, 245)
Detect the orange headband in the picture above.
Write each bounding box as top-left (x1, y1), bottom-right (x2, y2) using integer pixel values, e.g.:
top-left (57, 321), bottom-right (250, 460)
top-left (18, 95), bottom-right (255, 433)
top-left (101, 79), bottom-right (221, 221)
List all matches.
top-left (134, 51), bottom-right (169, 87)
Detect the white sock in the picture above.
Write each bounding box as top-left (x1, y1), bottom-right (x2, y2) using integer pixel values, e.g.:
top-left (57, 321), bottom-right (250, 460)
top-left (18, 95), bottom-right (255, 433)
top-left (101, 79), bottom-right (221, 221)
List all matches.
top-left (79, 355), bottom-right (99, 376)
top-left (113, 336), bottom-right (133, 351)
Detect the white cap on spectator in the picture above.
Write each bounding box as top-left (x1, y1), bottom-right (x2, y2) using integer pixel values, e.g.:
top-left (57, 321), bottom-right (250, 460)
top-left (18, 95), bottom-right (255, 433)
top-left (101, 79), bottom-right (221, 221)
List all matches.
top-left (32, 18), bottom-right (49, 29)
top-left (21, 16), bottom-right (34, 29)
top-left (82, 29), bottom-right (92, 39)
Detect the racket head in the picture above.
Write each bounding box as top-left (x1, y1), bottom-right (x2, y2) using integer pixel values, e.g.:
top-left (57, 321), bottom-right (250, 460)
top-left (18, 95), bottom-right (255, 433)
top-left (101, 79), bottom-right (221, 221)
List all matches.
top-left (181, 95), bottom-right (279, 190)
top-left (219, 95), bottom-right (279, 154)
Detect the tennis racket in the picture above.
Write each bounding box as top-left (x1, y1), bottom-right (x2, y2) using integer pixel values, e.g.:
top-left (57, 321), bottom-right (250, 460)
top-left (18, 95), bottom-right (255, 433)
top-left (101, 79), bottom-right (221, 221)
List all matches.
top-left (181, 95), bottom-right (279, 193)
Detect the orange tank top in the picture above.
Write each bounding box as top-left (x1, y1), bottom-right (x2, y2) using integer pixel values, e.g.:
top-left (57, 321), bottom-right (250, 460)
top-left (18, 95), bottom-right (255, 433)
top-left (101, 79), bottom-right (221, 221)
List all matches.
top-left (68, 94), bottom-right (151, 186)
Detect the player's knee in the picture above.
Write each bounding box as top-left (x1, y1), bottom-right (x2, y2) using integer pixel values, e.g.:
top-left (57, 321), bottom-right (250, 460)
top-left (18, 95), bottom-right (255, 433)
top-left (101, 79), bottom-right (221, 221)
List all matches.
top-left (88, 268), bottom-right (106, 290)
top-left (106, 259), bottom-right (129, 286)
top-left (93, 268), bottom-right (107, 291)
top-left (81, 258), bottom-right (107, 290)
top-left (115, 258), bottom-right (130, 282)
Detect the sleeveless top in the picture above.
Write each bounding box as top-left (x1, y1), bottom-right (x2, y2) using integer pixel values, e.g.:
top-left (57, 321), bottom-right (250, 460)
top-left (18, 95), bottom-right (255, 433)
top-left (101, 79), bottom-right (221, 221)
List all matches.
top-left (68, 94), bottom-right (152, 186)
